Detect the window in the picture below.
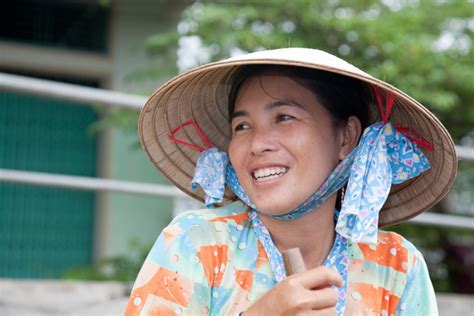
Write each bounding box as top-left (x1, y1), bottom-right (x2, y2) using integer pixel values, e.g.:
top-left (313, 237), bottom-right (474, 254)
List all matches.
top-left (0, 0), bottom-right (110, 53)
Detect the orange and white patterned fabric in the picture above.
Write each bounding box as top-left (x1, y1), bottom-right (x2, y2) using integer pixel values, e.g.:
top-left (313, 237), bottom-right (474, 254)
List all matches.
top-left (125, 201), bottom-right (437, 315)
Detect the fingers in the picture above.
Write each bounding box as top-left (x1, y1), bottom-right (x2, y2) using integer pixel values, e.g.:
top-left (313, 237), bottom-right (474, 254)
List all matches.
top-left (310, 306), bottom-right (337, 316)
top-left (295, 266), bottom-right (343, 289)
top-left (243, 267), bottom-right (342, 315)
top-left (305, 287), bottom-right (339, 310)
top-left (279, 268), bottom-right (341, 314)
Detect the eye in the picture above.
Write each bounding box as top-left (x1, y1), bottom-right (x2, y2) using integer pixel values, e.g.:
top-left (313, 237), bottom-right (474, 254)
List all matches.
top-left (232, 122), bottom-right (250, 133)
top-left (276, 113), bottom-right (294, 122)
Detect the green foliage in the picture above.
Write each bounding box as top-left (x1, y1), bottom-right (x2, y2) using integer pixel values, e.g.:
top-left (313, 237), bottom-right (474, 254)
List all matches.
top-left (62, 239), bottom-right (151, 282)
top-left (450, 160), bottom-right (474, 216)
top-left (145, 0), bottom-right (474, 141)
top-left (98, 0), bottom-right (111, 8)
top-left (87, 106), bottom-right (141, 151)
top-left (88, 108), bottom-right (139, 136)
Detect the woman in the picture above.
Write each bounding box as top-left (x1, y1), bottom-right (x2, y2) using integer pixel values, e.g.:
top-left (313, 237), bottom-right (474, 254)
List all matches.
top-left (125, 48), bottom-right (457, 315)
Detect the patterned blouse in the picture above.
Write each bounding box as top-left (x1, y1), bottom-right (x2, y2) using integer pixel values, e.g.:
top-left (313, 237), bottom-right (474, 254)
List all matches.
top-left (125, 201), bottom-right (438, 315)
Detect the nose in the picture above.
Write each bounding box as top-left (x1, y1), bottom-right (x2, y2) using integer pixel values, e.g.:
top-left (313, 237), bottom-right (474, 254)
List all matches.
top-left (249, 127), bottom-right (278, 156)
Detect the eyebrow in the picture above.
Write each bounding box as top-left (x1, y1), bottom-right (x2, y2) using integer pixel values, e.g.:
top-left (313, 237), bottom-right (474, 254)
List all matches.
top-left (230, 110), bottom-right (249, 121)
top-left (230, 99), bottom-right (304, 121)
top-left (268, 99), bottom-right (304, 111)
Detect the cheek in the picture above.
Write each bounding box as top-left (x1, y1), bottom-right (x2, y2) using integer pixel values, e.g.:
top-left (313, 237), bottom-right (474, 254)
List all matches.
top-left (287, 130), bottom-right (320, 156)
top-left (290, 128), bottom-right (340, 169)
top-left (228, 139), bottom-right (242, 168)
top-left (228, 140), bottom-right (251, 187)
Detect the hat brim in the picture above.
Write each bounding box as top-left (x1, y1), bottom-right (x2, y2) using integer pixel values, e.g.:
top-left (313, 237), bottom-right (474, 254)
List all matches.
top-left (139, 48), bottom-right (457, 227)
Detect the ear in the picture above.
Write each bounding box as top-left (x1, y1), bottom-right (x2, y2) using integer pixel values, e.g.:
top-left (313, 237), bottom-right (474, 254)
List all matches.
top-left (339, 116), bottom-right (362, 160)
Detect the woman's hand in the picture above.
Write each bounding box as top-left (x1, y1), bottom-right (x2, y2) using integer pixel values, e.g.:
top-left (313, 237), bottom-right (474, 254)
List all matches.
top-left (243, 266), bottom-right (343, 316)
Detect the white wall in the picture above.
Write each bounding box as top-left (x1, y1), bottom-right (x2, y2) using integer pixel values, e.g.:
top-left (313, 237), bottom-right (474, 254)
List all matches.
top-left (97, 0), bottom-right (192, 258)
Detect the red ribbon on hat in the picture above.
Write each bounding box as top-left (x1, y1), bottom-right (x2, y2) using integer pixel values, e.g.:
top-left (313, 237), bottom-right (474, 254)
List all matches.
top-left (168, 120), bottom-right (213, 152)
top-left (372, 86), bottom-right (433, 151)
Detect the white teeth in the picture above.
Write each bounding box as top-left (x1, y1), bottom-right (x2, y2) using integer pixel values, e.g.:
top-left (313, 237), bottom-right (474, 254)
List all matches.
top-left (253, 167), bottom-right (288, 181)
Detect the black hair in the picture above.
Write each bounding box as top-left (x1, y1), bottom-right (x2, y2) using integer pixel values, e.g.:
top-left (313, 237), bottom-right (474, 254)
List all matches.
top-left (228, 64), bottom-right (371, 130)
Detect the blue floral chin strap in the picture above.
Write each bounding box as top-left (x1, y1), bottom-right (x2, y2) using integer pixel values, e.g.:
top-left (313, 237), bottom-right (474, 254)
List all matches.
top-left (190, 88), bottom-right (432, 245)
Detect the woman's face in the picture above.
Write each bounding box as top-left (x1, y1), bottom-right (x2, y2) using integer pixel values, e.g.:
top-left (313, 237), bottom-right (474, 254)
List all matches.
top-left (228, 72), bottom-right (351, 215)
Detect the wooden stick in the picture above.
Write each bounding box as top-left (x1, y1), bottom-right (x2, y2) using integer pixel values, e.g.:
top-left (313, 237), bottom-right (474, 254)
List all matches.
top-left (282, 248), bottom-right (306, 276)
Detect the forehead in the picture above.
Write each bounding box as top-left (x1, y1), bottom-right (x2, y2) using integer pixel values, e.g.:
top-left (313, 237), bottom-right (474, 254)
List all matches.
top-left (234, 70), bottom-right (319, 107)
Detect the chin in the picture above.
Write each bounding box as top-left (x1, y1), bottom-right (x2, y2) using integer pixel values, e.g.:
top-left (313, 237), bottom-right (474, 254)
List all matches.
top-left (253, 199), bottom-right (296, 216)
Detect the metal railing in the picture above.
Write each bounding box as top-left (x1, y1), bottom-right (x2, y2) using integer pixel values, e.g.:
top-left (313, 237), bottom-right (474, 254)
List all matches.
top-left (1, 72), bottom-right (473, 230)
top-left (0, 168), bottom-right (473, 230)
top-left (0, 72), bottom-right (145, 110)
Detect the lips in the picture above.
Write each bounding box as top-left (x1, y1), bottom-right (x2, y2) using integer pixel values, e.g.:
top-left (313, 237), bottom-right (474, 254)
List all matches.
top-left (252, 166), bottom-right (289, 182)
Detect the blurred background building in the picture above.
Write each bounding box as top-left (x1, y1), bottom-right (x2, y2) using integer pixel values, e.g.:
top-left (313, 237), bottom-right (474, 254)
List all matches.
top-left (0, 0), bottom-right (194, 280)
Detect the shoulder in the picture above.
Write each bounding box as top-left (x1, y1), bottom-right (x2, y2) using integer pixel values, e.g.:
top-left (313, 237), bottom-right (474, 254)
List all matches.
top-left (171, 200), bottom-right (250, 226)
top-left (153, 200), bottom-right (251, 254)
top-left (126, 201), bottom-right (254, 315)
top-left (349, 230), bottom-right (420, 272)
top-left (166, 200), bottom-right (251, 236)
top-left (146, 200), bottom-right (251, 267)
top-left (346, 231), bottom-right (434, 315)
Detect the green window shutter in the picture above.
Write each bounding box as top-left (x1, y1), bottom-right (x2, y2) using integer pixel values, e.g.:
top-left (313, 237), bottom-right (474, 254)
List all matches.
top-left (0, 91), bottom-right (97, 278)
top-left (0, 1), bottom-right (109, 53)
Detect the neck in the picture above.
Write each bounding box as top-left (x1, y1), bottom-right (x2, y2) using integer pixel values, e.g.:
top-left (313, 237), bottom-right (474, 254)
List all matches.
top-left (259, 195), bottom-right (337, 270)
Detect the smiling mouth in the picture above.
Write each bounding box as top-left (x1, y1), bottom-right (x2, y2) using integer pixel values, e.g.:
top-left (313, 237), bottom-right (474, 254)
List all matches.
top-left (252, 167), bottom-right (289, 182)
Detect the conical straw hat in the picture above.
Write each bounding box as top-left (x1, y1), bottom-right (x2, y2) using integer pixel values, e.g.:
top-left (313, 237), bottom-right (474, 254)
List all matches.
top-left (139, 48), bottom-right (457, 227)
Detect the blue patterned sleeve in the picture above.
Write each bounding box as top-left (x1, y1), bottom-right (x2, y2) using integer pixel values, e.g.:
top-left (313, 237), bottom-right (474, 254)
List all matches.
top-left (125, 213), bottom-right (211, 315)
top-left (396, 250), bottom-right (438, 315)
